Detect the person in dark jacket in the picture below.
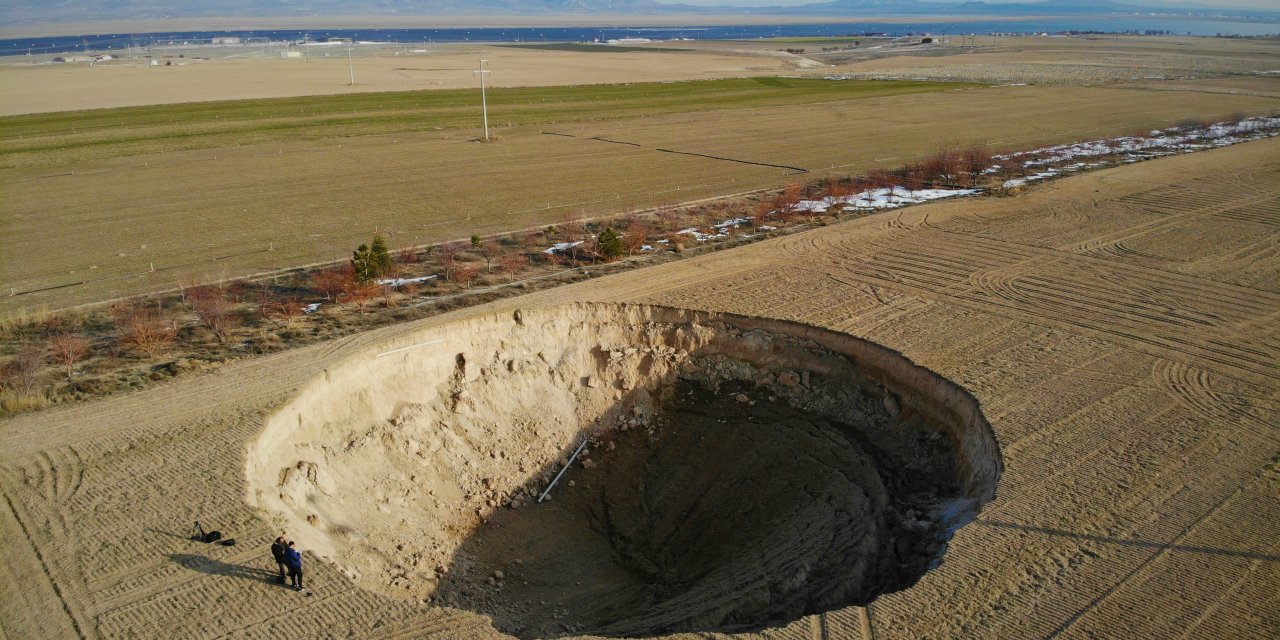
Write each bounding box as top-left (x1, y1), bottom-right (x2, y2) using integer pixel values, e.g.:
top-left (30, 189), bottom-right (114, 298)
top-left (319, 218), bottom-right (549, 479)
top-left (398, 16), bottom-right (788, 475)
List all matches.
top-left (285, 541), bottom-right (304, 591)
top-left (270, 535), bottom-right (288, 584)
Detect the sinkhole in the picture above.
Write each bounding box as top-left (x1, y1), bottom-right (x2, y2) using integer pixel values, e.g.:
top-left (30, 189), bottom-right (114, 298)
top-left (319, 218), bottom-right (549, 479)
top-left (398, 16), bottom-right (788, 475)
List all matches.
top-left (247, 303), bottom-right (1002, 638)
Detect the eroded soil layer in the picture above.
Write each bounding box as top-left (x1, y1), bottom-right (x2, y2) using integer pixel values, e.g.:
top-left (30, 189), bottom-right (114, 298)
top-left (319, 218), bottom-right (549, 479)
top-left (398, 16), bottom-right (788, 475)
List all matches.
top-left (246, 303), bottom-right (1001, 637)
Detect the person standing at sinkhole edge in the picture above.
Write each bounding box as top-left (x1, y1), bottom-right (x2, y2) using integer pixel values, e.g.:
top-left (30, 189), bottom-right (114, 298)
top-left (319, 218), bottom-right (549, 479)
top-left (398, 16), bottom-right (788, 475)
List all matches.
top-left (271, 535), bottom-right (288, 584)
top-left (285, 541), bottom-right (304, 591)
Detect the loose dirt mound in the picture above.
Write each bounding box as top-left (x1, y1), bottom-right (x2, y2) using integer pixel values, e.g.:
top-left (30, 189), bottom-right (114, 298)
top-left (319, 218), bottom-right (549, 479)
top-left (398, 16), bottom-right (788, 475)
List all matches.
top-left (246, 303), bottom-right (1001, 637)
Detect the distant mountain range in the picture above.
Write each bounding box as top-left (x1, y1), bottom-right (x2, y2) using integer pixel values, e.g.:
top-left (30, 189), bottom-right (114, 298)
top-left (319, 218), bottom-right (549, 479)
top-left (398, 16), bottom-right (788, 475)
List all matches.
top-left (3, 1), bottom-right (1276, 26)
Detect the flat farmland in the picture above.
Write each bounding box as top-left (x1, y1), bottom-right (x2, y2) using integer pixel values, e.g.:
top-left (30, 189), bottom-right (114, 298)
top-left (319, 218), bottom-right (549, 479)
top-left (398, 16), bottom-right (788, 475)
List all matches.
top-left (1, 137), bottom-right (1275, 640)
top-left (0, 44), bottom-right (804, 116)
top-left (4, 79), bottom-right (1277, 311)
top-left (808, 34), bottom-right (1280, 86)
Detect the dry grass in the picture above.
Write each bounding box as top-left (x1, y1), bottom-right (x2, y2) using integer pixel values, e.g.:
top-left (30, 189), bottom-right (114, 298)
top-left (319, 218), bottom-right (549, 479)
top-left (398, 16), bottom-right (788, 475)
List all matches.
top-left (5, 80), bottom-right (1275, 313)
top-left (813, 35), bottom-right (1280, 85)
top-left (0, 43), bottom-right (811, 116)
top-left (0, 304), bottom-right (50, 336)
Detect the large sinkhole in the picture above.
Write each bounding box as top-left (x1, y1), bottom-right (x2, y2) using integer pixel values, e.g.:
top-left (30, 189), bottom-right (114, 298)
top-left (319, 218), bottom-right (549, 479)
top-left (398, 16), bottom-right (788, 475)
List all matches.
top-left (247, 303), bottom-right (1002, 638)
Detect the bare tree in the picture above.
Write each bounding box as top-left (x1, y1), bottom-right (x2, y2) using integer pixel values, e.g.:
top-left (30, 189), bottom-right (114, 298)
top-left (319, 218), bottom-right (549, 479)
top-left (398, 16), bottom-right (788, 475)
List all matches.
top-left (622, 220), bottom-right (649, 255)
top-left (521, 230), bottom-right (546, 253)
top-left (312, 265), bottom-right (352, 301)
top-left (903, 163), bottom-right (926, 191)
top-left (436, 241), bottom-right (464, 281)
top-left (452, 264), bottom-right (479, 287)
top-left (257, 290), bottom-right (305, 326)
top-left (751, 198), bottom-right (774, 226)
top-left (655, 206), bottom-right (681, 233)
top-left (1, 343), bottom-right (45, 396)
top-left (560, 214), bottom-right (586, 242)
top-left (498, 253), bottom-right (529, 282)
top-left (867, 168), bottom-right (895, 190)
top-left (480, 240), bottom-right (504, 273)
top-left (48, 333), bottom-right (90, 380)
top-left (824, 177), bottom-right (856, 201)
top-left (338, 281), bottom-right (379, 314)
top-left (960, 146), bottom-right (994, 186)
top-left (112, 302), bottom-right (176, 358)
top-left (175, 274), bottom-right (199, 304)
top-left (190, 287), bottom-right (239, 343)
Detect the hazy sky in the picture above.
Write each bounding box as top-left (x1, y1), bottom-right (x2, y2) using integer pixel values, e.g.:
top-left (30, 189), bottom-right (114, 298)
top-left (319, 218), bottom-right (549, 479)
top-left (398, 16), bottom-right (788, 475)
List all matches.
top-left (659, 0), bottom-right (1278, 9)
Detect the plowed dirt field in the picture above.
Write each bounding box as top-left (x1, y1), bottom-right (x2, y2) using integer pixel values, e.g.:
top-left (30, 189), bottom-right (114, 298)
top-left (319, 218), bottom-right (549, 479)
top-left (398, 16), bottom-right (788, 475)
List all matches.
top-left (2, 137), bottom-right (1277, 639)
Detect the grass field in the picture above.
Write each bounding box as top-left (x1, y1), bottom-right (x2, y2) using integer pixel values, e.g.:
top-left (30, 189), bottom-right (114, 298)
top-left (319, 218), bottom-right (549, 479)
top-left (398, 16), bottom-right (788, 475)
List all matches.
top-left (0, 78), bottom-right (970, 169)
top-left (1, 138), bottom-right (1275, 639)
top-left (3, 79), bottom-right (1276, 312)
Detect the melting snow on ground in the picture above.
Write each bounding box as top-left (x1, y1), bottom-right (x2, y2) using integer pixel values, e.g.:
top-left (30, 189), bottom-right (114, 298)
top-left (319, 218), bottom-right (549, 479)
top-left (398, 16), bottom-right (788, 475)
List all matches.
top-left (544, 240), bottom-right (585, 254)
top-left (997, 116), bottom-right (1280, 169)
top-left (797, 187), bottom-right (980, 213)
top-left (377, 275), bottom-right (438, 287)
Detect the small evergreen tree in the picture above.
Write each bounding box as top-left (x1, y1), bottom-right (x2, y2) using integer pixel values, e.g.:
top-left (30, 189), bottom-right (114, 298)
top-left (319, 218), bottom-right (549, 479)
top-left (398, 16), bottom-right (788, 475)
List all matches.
top-left (597, 227), bottom-right (624, 261)
top-left (470, 234), bottom-right (482, 250)
top-left (369, 235), bottom-right (393, 276)
top-left (352, 243), bottom-right (374, 283)
top-left (352, 234), bottom-right (393, 283)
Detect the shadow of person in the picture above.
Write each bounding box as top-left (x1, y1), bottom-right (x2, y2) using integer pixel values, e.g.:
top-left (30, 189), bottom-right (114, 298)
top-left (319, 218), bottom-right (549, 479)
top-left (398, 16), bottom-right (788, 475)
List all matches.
top-left (170, 554), bottom-right (280, 584)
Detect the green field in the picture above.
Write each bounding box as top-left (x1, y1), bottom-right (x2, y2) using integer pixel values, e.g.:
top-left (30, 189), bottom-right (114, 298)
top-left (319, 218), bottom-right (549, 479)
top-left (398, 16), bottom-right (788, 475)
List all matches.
top-left (0, 78), bottom-right (971, 169)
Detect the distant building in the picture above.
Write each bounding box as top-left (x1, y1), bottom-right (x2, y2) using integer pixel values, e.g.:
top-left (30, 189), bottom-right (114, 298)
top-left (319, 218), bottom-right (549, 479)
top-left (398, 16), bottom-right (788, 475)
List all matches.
top-left (211, 37), bottom-right (242, 45)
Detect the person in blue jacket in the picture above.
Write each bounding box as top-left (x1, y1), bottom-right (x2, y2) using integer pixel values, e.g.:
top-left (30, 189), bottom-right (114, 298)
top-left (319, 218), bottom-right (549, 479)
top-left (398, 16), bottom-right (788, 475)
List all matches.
top-left (284, 541), bottom-right (304, 591)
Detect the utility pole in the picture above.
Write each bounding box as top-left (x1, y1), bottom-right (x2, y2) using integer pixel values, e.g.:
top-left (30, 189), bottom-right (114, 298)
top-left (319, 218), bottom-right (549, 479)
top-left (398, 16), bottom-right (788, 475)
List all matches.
top-left (474, 59), bottom-right (491, 141)
top-left (347, 43), bottom-right (355, 85)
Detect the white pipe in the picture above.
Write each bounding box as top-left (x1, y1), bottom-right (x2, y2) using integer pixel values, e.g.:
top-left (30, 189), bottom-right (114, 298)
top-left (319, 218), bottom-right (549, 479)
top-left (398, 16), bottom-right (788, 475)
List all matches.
top-left (537, 439), bottom-right (588, 503)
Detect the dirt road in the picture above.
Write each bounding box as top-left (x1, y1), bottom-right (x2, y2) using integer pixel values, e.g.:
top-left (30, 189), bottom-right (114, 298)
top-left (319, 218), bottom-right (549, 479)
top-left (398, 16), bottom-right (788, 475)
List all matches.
top-left (1, 138), bottom-right (1277, 638)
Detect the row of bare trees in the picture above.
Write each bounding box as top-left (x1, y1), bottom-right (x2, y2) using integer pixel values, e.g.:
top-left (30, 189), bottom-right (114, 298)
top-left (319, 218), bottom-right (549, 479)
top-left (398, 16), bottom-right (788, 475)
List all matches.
top-left (5, 142), bottom-right (1012, 409)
